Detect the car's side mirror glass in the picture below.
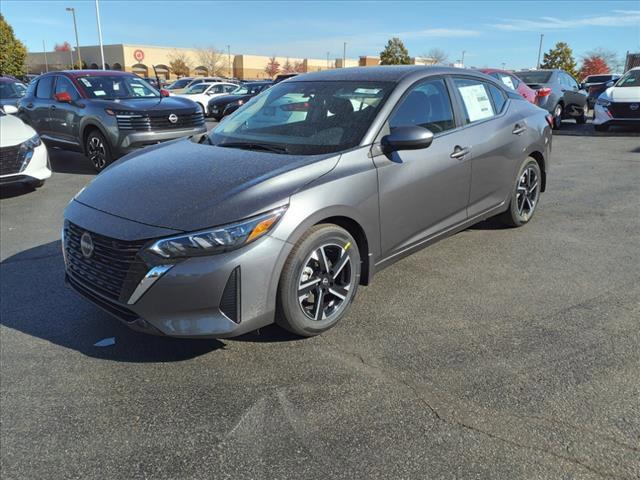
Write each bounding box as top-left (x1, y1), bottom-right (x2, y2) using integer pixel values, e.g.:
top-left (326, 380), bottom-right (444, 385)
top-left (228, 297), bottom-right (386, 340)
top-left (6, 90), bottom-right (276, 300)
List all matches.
top-left (605, 81), bottom-right (614, 88)
top-left (3, 104), bottom-right (18, 114)
top-left (381, 126), bottom-right (434, 153)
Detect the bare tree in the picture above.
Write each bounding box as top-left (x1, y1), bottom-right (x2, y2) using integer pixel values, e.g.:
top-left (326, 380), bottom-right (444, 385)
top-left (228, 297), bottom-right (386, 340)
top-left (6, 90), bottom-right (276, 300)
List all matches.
top-left (282, 57), bottom-right (295, 74)
top-left (423, 48), bottom-right (448, 65)
top-left (294, 60), bottom-right (305, 73)
top-left (196, 46), bottom-right (226, 76)
top-left (168, 50), bottom-right (192, 77)
top-left (264, 56), bottom-right (280, 78)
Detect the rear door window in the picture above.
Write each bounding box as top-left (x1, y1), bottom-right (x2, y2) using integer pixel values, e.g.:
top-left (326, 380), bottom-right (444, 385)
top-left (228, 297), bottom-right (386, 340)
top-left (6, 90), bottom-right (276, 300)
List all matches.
top-left (453, 78), bottom-right (495, 123)
top-left (487, 84), bottom-right (507, 113)
top-left (35, 76), bottom-right (54, 99)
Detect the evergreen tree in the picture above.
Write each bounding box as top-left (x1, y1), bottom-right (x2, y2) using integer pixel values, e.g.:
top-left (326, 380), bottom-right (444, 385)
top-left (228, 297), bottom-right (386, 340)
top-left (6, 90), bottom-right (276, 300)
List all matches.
top-left (380, 38), bottom-right (411, 65)
top-left (0, 14), bottom-right (27, 76)
top-left (540, 42), bottom-right (578, 78)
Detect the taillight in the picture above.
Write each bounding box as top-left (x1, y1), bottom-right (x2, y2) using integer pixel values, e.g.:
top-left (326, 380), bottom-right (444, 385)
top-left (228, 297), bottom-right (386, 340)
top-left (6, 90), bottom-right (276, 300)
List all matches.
top-left (536, 87), bottom-right (552, 98)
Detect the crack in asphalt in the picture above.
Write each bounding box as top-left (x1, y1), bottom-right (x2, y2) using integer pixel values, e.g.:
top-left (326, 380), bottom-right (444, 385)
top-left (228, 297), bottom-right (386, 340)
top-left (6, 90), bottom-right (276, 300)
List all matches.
top-left (325, 343), bottom-right (628, 480)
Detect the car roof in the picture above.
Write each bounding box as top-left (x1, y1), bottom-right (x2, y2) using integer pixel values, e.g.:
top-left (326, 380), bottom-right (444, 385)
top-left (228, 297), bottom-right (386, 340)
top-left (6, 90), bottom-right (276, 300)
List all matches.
top-left (289, 65), bottom-right (472, 83)
top-left (51, 70), bottom-right (135, 78)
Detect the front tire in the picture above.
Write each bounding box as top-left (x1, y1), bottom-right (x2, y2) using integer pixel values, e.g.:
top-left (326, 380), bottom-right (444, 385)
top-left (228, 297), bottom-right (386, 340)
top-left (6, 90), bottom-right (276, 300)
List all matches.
top-left (276, 224), bottom-right (360, 337)
top-left (575, 105), bottom-right (587, 124)
top-left (85, 130), bottom-right (113, 172)
top-left (499, 157), bottom-right (542, 227)
top-left (552, 103), bottom-right (563, 130)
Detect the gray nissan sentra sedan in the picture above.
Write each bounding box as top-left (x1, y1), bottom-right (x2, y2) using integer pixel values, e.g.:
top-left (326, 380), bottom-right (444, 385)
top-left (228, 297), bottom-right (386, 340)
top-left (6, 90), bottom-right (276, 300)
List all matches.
top-left (63, 66), bottom-right (552, 338)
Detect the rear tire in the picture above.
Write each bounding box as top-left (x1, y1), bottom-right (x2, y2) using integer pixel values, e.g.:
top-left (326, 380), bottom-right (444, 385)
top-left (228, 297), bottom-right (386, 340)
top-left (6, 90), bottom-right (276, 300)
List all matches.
top-left (276, 224), bottom-right (360, 337)
top-left (85, 130), bottom-right (113, 172)
top-left (499, 157), bottom-right (542, 227)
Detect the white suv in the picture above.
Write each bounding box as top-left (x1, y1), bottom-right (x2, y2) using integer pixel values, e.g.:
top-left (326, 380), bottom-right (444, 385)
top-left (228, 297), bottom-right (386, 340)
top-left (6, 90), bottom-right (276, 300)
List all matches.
top-left (593, 67), bottom-right (640, 132)
top-left (174, 82), bottom-right (238, 115)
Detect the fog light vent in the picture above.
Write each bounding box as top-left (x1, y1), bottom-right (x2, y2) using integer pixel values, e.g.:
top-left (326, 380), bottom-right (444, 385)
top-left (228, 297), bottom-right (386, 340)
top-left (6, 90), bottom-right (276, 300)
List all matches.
top-left (220, 266), bottom-right (241, 323)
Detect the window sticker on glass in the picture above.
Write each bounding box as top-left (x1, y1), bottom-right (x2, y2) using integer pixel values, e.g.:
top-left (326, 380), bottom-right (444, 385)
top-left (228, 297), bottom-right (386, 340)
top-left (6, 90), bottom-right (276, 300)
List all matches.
top-left (500, 75), bottom-right (515, 90)
top-left (354, 88), bottom-right (382, 95)
top-left (80, 78), bottom-right (92, 87)
top-left (93, 90), bottom-right (106, 96)
top-left (458, 84), bottom-right (494, 122)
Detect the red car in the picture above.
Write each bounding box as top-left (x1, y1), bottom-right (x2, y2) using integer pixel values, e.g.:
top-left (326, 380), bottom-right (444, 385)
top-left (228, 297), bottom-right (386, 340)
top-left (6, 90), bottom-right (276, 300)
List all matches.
top-left (479, 69), bottom-right (538, 104)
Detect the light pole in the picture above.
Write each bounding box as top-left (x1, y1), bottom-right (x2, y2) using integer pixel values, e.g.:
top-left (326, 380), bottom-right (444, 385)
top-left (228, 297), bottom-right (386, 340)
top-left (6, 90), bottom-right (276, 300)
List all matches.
top-left (326, 51), bottom-right (330, 69)
top-left (461, 50), bottom-right (466, 67)
top-left (501, 62), bottom-right (506, 70)
top-left (66, 7), bottom-right (82, 69)
top-left (343, 42), bottom-right (346, 68)
top-left (43, 40), bottom-right (49, 72)
top-left (227, 45), bottom-right (231, 77)
top-left (95, 0), bottom-right (106, 69)
top-left (536, 33), bottom-right (544, 69)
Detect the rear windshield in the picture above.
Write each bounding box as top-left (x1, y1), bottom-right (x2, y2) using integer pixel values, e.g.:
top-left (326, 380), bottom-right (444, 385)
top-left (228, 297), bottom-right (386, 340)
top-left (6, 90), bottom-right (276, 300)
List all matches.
top-left (585, 75), bottom-right (612, 83)
top-left (514, 71), bottom-right (552, 84)
top-left (210, 80), bottom-right (394, 155)
top-left (167, 79), bottom-right (191, 89)
top-left (232, 84), bottom-right (270, 95)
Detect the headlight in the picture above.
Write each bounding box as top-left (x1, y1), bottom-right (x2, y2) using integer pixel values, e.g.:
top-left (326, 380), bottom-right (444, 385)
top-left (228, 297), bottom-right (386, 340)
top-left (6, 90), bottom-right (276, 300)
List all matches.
top-left (228, 99), bottom-right (244, 108)
top-left (596, 98), bottom-right (611, 107)
top-left (148, 207), bottom-right (287, 259)
top-left (19, 134), bottom-right (41, 167)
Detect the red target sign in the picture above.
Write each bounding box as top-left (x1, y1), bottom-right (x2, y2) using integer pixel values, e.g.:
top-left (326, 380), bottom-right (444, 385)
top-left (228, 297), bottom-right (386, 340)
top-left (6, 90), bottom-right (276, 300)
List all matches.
top-left (133, 49), bottom-right (145, 62)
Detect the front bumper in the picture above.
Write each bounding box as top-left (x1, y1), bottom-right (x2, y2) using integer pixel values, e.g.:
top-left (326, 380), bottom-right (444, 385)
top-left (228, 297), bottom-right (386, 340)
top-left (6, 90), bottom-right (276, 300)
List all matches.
top-left (593, 103), bottom-right (640, 126)
top-left (0, 143), bottom-right (51, 185)
top-left (63, 201), bottom-right (292, 338)
top-left (115, 125), bottom-right (207, 156)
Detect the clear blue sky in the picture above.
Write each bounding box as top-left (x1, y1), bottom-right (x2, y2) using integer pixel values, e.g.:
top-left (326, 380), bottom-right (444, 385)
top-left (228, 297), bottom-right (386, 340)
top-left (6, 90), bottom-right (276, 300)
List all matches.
top-left (3, 1), bottom-right (639, 70)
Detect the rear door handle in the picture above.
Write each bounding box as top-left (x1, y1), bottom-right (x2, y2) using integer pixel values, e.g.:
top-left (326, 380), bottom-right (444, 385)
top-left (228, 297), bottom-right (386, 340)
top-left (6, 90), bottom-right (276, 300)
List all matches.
top-left (450, 146), bottom-right (470, 159)
top-left (512, 124), bottom-right (527, 135)
top-left (27, 103), bottom-right (33, 108)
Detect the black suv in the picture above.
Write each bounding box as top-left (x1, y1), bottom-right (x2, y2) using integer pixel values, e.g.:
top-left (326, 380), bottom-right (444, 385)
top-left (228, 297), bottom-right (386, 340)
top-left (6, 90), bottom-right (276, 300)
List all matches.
top-left (207, 81), bottom-right (272, 121)
top-left (18, 70), bottom-right (206, 171)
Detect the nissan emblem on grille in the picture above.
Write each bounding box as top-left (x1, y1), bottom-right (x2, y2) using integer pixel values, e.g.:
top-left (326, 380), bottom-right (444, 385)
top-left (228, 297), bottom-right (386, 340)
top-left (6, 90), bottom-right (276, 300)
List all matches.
top-left (630, 104), bottom-right (639, 111)
top-left (80, 232), bottom-right (94, 259)
top-left (168, 114), bottom-right (178, 124)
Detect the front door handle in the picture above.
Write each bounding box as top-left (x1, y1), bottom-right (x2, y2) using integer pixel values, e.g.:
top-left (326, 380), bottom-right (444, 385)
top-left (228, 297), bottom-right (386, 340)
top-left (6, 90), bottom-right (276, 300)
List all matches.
top-left (26, 103), bottom-right (33, 108)
top-left (450, 146), bottom-right (470, 159)
top-left (50, 105), bottom-right (57, 111)
top-left (512, 124), bottom-right (527, 135)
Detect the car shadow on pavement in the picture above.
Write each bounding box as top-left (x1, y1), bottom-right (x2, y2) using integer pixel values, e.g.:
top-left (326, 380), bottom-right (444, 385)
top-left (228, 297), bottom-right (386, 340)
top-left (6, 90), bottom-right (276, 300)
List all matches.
top-left (0, 183), bottom-right (39, 199)
top-left (0, 241), bottom-right (225, 362)
top-left (49, 148), bottom-right (97, 175)
top-left (554, 121), bottom-right (640, 137)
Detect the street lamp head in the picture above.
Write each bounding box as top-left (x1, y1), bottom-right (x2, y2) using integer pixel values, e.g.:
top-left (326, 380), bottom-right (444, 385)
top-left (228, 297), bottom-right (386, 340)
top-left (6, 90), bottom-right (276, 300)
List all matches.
top-left (66, 7), bottom-right (74, 11)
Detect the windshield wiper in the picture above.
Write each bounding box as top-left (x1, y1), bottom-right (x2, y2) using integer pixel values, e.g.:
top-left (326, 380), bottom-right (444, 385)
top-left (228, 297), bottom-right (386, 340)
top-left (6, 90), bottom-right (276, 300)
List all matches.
top-left (216, 142), bottom-right (290, 154)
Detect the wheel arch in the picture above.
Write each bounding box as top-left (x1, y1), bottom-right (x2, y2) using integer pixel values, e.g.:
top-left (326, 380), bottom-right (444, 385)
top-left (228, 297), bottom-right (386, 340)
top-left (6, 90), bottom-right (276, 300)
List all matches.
top-left (80, 121), bottom-right (110, 154)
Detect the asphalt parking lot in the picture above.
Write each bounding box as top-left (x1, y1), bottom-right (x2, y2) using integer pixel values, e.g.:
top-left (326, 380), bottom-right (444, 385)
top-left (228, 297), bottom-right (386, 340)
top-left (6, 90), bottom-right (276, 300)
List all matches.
top-left (1, 119), bottom-right (639, 479)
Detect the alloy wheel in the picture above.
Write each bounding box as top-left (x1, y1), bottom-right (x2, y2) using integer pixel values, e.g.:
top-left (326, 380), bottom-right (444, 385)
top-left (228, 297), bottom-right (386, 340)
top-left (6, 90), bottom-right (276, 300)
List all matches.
top-left (297, 243), bottom-right (352, 321)
top-left (516, 166), bottom-right (539, 219)
top-left (88, 136), bottom-right (107, 170)
top-left (554, 104), bottom-right (562, 128)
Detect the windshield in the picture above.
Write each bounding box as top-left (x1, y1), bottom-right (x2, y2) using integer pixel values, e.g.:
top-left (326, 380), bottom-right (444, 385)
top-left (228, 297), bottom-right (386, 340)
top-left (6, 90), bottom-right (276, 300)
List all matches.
top-left (515, 71), bottom-right (552, 84)
top-left (210, 80), bottom-right (394, 155)
top-left (615, 70), bottom-right (640, 87)
top-left (166, 78), bottom-right (191, 89)
top-left (185, 83), bottom-right (209, 94)
top-left (0, 81), bottom-right (27, 99)
top-left (77, 75), bottom-right (159, 99)
top-left (231, 84), bottom-right (269, 95)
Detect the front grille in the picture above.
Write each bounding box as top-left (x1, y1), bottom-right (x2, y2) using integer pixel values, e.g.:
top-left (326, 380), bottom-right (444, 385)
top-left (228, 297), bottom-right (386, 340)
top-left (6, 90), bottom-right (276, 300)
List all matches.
top-left (0, 144), bottom-right (25, 176)
top-left (64, 222), bottom-right (148, 302)
top-left (116, 111), bottom-right (205, 131)
top-left (608, 102), bottom-right (640, 119)
top-left (67, 274), bottom-right (140, 323)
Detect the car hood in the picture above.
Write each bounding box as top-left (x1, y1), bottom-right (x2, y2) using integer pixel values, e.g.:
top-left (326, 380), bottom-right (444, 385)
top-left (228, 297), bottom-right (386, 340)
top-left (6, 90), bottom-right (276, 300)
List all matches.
top-left (603, 86), bottom-right (640, 102)
top-left (90, 96), bottom-right (198, 112)
top-left (74, 138), bottom-right (340, 232)
top-left (0, 113), bottom-right (36, 146)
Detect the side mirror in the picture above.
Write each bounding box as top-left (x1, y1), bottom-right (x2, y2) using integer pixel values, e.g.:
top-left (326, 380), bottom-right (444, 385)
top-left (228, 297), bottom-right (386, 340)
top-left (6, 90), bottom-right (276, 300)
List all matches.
top-left (381, 126), bottom-right (434, 153)
top-left (605, 80), bottom-right (614, 88)
top-left (54, 91), bottom-right (72, 103)
top-left (160, 89), bottom-right (170, 97)
top-left (3, 104), bottom-right (18, 114)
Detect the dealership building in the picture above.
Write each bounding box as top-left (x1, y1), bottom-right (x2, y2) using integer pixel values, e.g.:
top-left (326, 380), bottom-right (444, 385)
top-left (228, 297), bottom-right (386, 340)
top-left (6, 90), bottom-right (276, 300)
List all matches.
top-left (26, 44), bottom-right (435, 80)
